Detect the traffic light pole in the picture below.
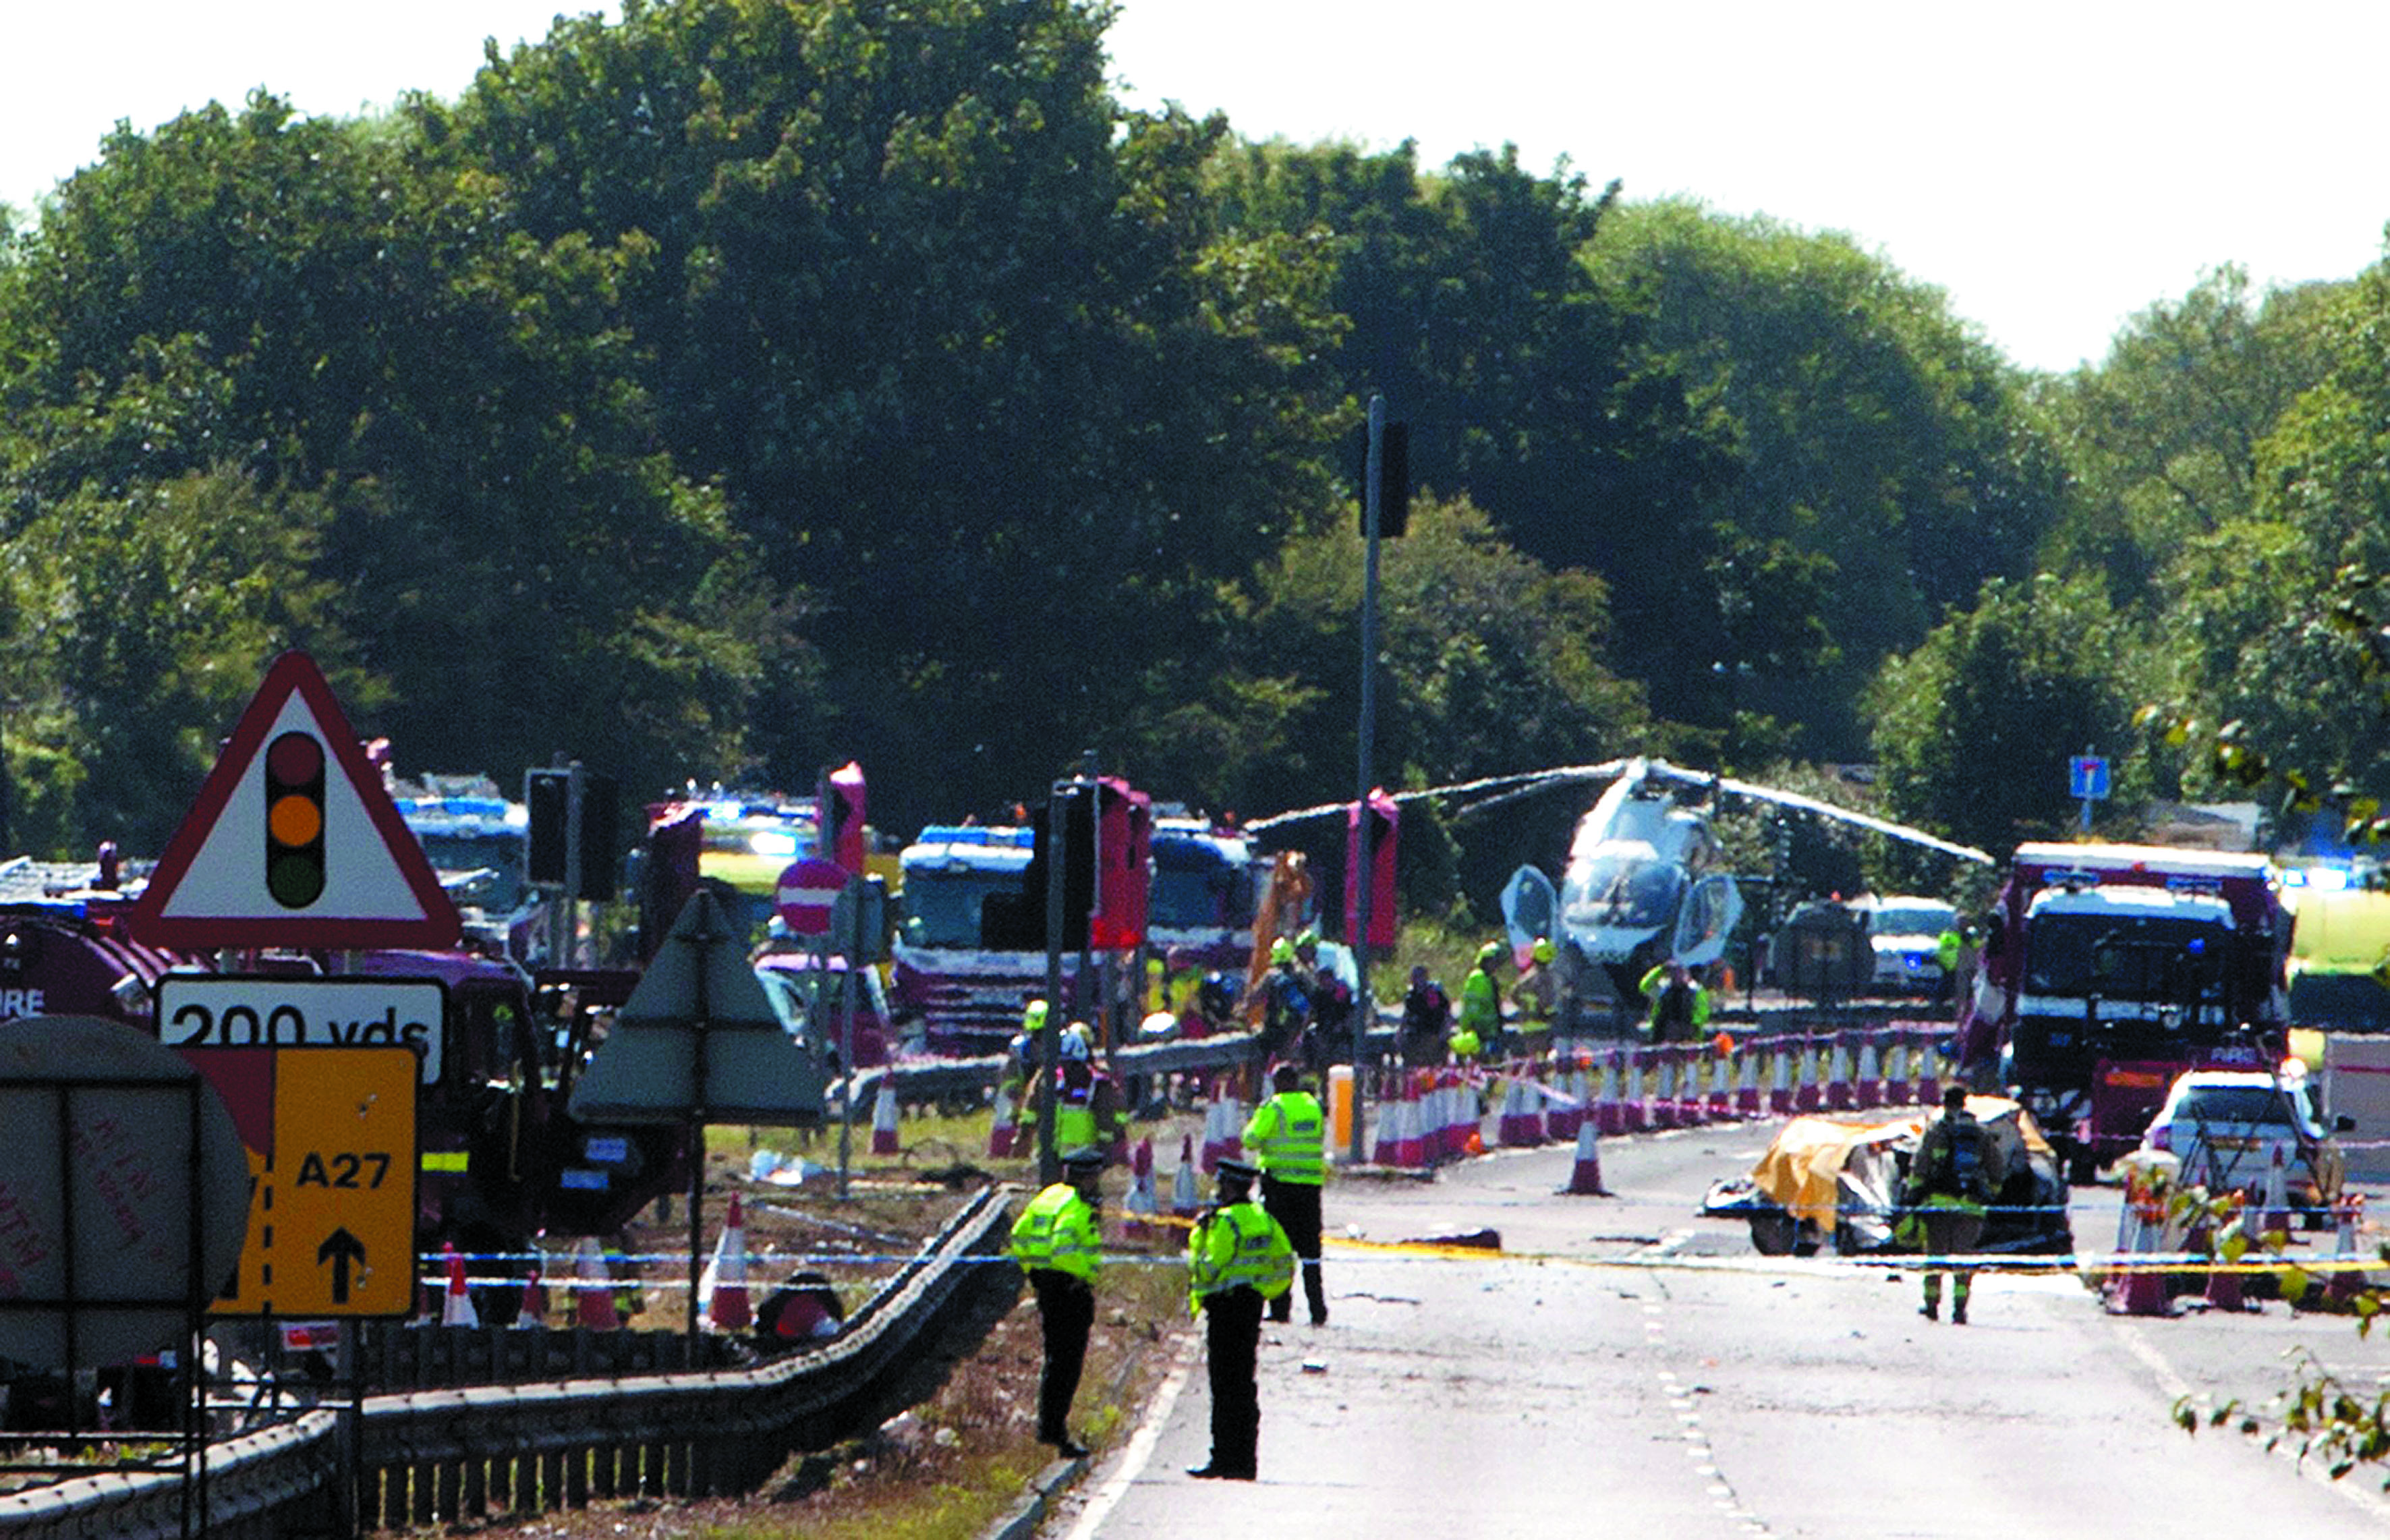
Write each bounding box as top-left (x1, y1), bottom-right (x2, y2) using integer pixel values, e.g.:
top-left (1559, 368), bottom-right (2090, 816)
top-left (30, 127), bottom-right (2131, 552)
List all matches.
top-left (1351, 394), bottom-right (1384, 1164)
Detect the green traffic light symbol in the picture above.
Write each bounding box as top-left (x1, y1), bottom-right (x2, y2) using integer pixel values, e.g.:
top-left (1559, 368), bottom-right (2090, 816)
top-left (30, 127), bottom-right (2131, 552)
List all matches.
top-left (265, 730), bottom-right (327, 908)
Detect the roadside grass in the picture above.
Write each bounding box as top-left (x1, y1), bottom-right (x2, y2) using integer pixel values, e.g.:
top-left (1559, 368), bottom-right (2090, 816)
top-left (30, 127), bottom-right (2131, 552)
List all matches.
top-left (429, 1182), bottom-right (1193, 1540)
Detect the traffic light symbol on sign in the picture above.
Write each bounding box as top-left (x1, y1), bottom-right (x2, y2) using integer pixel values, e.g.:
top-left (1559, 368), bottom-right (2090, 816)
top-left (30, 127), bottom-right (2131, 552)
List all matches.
top-left (265, 731), bottom-right (327, 908)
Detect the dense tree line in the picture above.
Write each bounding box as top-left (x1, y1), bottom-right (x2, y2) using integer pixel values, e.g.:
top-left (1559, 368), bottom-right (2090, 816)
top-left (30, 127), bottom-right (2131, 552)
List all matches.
top-left (0, 0), bottom-right (2383, 881)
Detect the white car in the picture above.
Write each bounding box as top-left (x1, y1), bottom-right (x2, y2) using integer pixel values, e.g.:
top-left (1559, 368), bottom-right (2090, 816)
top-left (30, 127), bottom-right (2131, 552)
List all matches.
top-left (1849, 896), bottom-right (1958, 996)
top-left (2140, 1068), bottom-right (2347, 1220)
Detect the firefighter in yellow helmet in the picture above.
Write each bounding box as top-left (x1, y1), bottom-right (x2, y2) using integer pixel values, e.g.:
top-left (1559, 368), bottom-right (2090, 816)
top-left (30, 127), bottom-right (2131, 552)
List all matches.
top-left (1453, 940), bottom-right (1504, 1061)
top-left (1512, 936), bottom-right (1560, 1058)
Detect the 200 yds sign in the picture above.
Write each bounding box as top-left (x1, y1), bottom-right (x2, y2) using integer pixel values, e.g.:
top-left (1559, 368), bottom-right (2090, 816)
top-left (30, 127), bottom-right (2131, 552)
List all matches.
top-left (159, 977), bottom-right (446, 1084)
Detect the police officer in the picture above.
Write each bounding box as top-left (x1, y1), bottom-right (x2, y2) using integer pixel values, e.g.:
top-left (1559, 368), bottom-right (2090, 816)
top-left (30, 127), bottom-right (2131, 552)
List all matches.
top-left (1008, 1147), bottom-right (1107, 1456)
top-left (1904, 1085), bottom-right (2007, 1324)
top-left (1638, 959), bottom-right (1710, 1043)
top-left (1243, 1062), bottom-right (1329, 1326)
top-left (1185, 1158), bottom-right (1294, 1481)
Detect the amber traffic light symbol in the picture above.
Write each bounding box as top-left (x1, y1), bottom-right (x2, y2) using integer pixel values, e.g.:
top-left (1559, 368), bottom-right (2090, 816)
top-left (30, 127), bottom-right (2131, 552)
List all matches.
top-left (265, 731), bottom-right (328, 907)
top-left (130, 651), bottom-right (461, 949)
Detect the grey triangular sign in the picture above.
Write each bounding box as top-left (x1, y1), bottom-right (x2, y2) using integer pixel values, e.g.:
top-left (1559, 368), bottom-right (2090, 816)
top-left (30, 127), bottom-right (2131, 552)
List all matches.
top-left (568, 889), bottom-right (827, 1124)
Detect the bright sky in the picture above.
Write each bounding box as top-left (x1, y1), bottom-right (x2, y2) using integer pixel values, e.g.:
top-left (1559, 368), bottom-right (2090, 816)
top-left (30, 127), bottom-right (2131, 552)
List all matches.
top-left (7, 0), bottom-right (2387, 375)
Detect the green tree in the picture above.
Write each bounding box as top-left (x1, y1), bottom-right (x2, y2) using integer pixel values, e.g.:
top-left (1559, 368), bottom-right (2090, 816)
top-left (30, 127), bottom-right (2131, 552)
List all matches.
top-left (1868, 573), bottom-right (2144, 855)
top-left (1148, 495), bottom-right (1652, 828)
top-left (440, 0), bottom-right (1342, 828)
top-left (2045, 265), bottom-right (2346, 609)
top-left (1207, 142), bottom-right (1733, 701)
top-left (0, 465), bottom-right (343, 855)
top-left (1589, 200), bottom-right (2066, 755)
top-left (0, 92), bottom-right (778, 830)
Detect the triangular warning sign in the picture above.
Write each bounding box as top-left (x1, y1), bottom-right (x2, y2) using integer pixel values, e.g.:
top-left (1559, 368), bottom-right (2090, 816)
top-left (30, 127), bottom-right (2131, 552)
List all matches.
top-left (569, 889), bottom-right (827, 1124)
top-left (130, 652), bottom-right (461, 949)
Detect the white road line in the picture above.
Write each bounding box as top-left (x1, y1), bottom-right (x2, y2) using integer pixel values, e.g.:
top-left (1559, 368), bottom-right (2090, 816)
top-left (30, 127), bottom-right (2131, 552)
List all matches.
top-left (2109, 1315), bottom-right (2390, 1525)
top-left (1058, 1335), bottom-right (1200, 1540)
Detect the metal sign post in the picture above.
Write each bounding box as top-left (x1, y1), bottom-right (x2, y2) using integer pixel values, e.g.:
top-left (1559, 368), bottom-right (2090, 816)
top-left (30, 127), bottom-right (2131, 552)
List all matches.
top-left (838, 874), bottom-right (861, 1201)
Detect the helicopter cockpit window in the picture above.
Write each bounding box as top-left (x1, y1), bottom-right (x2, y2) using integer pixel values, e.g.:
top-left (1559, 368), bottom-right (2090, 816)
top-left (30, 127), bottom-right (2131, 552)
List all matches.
top-left (1583, 857), bottom-right (1686, 928)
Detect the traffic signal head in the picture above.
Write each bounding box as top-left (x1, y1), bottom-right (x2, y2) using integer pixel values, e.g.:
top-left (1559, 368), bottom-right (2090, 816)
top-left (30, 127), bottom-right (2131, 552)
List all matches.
top-left (820, 762), bottom-right (867, 875)
top-left (265, 731), bottom-right (327, 908)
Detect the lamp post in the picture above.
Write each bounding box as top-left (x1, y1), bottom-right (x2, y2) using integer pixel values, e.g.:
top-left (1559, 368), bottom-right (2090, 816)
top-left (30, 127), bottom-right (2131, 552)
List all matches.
top-left (1350, 395), bottom-right (1386, 1164)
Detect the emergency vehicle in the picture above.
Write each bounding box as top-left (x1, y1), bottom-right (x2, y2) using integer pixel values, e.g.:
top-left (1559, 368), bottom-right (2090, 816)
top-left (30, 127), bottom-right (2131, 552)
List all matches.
top-left (1957, 842), bottom-right (2289, 1180)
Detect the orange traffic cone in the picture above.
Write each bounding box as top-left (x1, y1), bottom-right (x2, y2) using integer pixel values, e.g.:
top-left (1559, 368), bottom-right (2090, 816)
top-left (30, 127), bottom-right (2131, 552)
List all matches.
top-left (702, 1193), bottom-right (753, 1330)
top-left (871, 1081), bottom-right (901, 1156)
top-left (440, 1242), bottom-right (480, 1328)
top-left (1124, 1137), bottom-right (1158, 1239)
top-left (575, 1236), bottom-right (621, 1331)
top-left (988, 1083), bottom-right (1017, 1159)
top-left (515, 1252), bottom-right (550, 1328)
top-left (2112, 1168), bottom-right (2172, 1317)
top-left (1564, 1120), bottom-right (1610, 1195)
top-left (1170, 1134), bottom-right (1201, 1218)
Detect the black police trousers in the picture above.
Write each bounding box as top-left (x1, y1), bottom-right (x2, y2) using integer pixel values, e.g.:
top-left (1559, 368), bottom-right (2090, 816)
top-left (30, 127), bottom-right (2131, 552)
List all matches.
top-left (1261, 1176), bottom-right (1326, 1323)
top-left (1201, 1284), bottom-right (1265, 1475)
top-left (1029, 1269), bottom-right (1094, 1442)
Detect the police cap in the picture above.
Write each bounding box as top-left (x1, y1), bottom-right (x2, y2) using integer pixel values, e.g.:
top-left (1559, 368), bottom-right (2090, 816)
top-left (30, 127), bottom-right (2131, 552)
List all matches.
top-left (1216, 1158), bottom-right (1262, 1182)
top-left (1060, 1147), bottom-right (1107, 1171)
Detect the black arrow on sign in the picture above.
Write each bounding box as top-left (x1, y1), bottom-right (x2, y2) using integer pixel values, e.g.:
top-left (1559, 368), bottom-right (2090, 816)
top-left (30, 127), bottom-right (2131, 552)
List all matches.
top-left (318, 1227), bottom-right (368, 1305)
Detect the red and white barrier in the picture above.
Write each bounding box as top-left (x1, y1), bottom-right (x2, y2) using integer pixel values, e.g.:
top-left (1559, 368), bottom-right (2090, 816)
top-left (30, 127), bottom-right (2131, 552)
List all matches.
top-left (1564, 1120), bottom-right (1610, 1196)
top-left (1549, 1065), bottom-right (1587, 1141)
top-left (870, 1081), bottom-right (901, 1156)
top-left (1794, 1038), bottom-right (1822, 1113)
top-left (1442, 1076), bottom-right (1477, 1161)
top-left (1396, 1081), bottom-right (1424, 1166)
top-left (1498, 1076), bottom-right (1546, 1147)
top-left (1649, 1051), bottom-right (1680, 1130)
top-left (1736, 1048), bottom-right (1763, 1118)
top-left (1854, 1039), bottom-right (1883, 1110)
top-left (1705, 1044), bottom-right (1734, 1122)
top-left (1825, 1037), bottom-right (1854, 1112)
top-left (1676, 1046), bottom-right (1710, 1127)
top-left (1910, 1033), bottom-right (1938, 1106)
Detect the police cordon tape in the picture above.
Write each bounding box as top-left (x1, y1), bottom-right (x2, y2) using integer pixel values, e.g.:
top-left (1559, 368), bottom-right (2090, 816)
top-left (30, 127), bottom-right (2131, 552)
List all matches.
top-left (416, 1218), bottom-right (2385, 1292)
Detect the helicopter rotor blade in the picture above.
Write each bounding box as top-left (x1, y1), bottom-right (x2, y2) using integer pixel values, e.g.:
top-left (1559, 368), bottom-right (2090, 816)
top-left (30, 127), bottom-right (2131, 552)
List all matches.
top-left (1241, 760), bottom-right (1630, 834)
top-left (1709, 775), bottom-right (1994, 865)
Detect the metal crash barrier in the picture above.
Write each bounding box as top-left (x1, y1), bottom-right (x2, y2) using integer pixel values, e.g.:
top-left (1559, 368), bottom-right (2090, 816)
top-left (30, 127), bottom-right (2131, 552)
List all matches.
top-left (0, 1189), bottom-right (1016, 1540)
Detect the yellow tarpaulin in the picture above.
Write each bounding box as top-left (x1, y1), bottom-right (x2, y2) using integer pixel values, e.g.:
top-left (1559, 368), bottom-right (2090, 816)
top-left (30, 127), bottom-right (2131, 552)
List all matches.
top-left (1748, 1097), bottom-right (2052, 1230)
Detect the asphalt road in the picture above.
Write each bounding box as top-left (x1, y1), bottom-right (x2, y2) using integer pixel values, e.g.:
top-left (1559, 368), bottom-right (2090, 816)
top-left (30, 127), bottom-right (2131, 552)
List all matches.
top-left (1044, 1118), bottom-right (2390, 1538)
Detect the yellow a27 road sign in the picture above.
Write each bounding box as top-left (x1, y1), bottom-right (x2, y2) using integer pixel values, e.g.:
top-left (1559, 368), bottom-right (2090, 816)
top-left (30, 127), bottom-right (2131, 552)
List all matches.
top-left (181, 1046), bottom-right (419, 1318)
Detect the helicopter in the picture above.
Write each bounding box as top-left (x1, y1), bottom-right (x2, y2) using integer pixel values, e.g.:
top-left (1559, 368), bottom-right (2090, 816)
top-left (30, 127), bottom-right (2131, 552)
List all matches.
top-left (1250, 758), bottom-right (1992, 1010)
